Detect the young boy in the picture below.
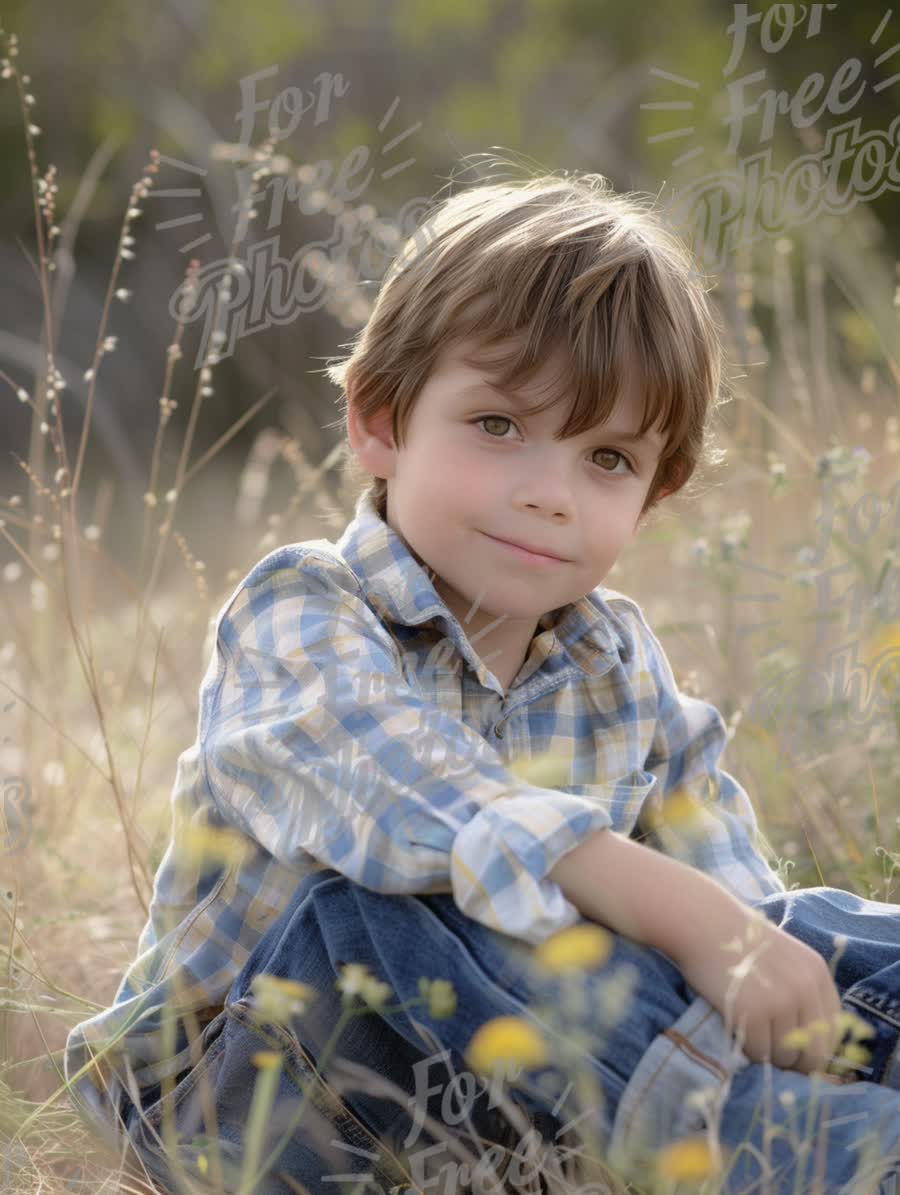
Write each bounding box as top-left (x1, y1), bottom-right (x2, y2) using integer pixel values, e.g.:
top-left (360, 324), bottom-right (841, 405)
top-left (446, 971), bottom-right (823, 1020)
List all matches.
top-left (65, 172), bottom-right (900, 1194)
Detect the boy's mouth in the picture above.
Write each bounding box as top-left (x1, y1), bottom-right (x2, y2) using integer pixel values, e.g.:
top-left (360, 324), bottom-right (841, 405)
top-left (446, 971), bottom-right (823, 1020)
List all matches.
top-left (480, 531), bottom-right (569, 564)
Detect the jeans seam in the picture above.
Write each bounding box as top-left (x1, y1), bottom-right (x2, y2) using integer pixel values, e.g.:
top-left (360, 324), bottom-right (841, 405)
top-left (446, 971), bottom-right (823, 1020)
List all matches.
top-left (662, 1027), bottom-right (731, 1082)
top-left (845, 991), bottom-right (900, 1031)
top-left (622, 1006), bottom-right (722, 1113)
top-left (844, 991), bottom-right (900, 1085)
top-left (226, 996), bottom-right (405, 1184)
top-left (134, 1030), bottom-right (229, 1140)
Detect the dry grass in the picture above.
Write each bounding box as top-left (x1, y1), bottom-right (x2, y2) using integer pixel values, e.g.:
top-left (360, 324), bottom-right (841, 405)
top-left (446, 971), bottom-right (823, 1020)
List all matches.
top-left (2, 22), bottom-right (900, 1195)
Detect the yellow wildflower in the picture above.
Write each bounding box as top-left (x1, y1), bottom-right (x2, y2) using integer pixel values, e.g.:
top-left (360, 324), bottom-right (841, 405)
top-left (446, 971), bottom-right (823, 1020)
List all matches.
top-left (837, 1042), bottom-right (873, 1070)
top-left (859, 619), bottom-right (900, 699)
top-left (251, 1050), bottom-right (282, 1070)
top-left (465, 1016), bottom-right (548, 1076)
top-left (174, 819), bottom-right (249, 867)
top-left (781, 1011), bottom-right (874, 1078)
top-left (839, 1010), bottom-right (876, 1041)
top-left (640, 787), bottom-right (706, 838)
top-left (662, 788), bottom-right (705, 828)
top-left (779, 1025), bottom-right (814, 1051)
top-left (533, 924), bottom-right (613, 973)
top-left (250, 974), bottom-right (317, 1024)
top-left (860, 619), bottom-right (900, 665)
top-left (419, 977), bottom-right (458, 1019)
top-left (656, 1136), bottom-right (721, 1182)
top-left (508, 749), bottom-right (572, 788)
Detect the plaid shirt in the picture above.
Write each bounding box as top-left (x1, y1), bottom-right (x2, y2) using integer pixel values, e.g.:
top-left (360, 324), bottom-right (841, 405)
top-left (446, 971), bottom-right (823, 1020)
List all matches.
top-left (65, 488), bottom-right (785, 1115)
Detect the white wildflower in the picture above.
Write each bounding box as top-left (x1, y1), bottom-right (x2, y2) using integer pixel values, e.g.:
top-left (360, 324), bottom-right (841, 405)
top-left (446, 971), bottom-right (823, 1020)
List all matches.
top-left (42, 760), bottom-right (66, 787)
top-left (336, 963), bottom-right (369, 999)
top-left (334, 962), bottom-right (393, 1010)
top-left (30, 579), bottom-right (48, 611)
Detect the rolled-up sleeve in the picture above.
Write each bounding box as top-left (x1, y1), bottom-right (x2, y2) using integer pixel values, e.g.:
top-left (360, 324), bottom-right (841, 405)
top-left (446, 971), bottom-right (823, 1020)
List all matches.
top-left (625, 603), bottom-right (788, 904)
top-left (202, 552), bottom-right (615, 943)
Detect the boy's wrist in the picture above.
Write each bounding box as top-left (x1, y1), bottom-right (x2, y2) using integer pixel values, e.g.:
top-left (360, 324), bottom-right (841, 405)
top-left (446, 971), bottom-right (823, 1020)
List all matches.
top-left (652, 866), bottom-right (759, 967)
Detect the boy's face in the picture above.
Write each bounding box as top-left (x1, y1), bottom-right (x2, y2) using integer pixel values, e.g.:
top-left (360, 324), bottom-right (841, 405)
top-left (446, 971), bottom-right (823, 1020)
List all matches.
top-left (348, 336), bottom-right (668, 689)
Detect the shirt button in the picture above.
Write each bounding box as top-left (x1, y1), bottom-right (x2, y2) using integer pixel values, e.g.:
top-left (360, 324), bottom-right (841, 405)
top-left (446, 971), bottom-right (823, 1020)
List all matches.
top-left (493, 723), bottom-right (505, 739)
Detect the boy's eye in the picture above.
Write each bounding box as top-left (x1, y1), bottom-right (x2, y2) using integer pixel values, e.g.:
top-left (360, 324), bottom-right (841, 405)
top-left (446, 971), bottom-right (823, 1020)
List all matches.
top-left (471, 415), bottom-right (635, 475)
top-left (592, 448), bottom-right (633, 474)
top-left (477, 415), bottom-right (515, 438)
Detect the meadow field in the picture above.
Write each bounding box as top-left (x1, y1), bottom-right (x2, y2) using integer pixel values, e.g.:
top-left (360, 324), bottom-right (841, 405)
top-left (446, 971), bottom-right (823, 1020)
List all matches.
top-left (2, 11), bottom-right (900, 1195)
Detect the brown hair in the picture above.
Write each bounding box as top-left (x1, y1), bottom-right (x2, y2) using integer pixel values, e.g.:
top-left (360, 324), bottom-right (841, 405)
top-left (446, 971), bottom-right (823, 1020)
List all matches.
top-left (324, 164), bottom-right (728, 524)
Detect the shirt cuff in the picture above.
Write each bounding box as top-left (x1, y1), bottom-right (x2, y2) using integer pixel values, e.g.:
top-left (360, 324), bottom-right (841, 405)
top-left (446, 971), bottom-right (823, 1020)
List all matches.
top-left (450, 788), bottom-right (617, 944)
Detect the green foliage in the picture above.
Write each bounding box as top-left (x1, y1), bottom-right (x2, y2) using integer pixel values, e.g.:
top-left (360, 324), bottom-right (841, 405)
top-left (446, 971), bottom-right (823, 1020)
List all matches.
top-left (391, 0), bottom-right (494, 49)
top-left (190, 0), bottom-right (326, 91)
top-left (93, 91), bottom-right (136, 147)
top-left (444, 80), bottom-right (524, 143)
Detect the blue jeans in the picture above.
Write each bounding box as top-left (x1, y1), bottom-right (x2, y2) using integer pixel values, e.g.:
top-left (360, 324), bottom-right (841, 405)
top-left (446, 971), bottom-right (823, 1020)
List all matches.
top-left (113, 874), bottom-right (900, 1195)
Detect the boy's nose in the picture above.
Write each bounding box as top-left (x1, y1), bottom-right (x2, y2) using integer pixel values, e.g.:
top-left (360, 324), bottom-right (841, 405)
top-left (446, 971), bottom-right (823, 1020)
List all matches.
top-left (516, 470), bottom-right (576, 520)
top-left (521, 504), bottom-right (571, 524)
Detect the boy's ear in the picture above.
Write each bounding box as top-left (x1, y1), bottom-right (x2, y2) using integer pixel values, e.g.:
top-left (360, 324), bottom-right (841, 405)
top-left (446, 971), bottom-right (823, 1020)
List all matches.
top-left (346, 390), bottom-right (397, 481)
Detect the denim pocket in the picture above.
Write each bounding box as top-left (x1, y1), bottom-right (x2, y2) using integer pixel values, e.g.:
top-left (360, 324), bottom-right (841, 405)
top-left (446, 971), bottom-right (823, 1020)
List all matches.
top-left (128, 1010), bottom-right (229, 1157)
top-left (223, 996), bottom-right (360, 1128)
top-left (607, 992), bottom-right (751, 1183)
top-left (218, 996), bottom-right (409, 1193)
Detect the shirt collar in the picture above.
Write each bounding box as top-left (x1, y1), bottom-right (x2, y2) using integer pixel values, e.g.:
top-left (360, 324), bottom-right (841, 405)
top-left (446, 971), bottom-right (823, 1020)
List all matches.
top-left (331, 489), bottom-right (628, 675)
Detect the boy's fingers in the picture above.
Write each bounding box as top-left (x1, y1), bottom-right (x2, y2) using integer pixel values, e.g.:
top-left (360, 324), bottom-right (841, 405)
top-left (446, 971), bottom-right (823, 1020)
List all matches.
top-left (776, 1008), bottom-right (829, 1076)
top-left (805, 1004), bottom-right (845, 1077)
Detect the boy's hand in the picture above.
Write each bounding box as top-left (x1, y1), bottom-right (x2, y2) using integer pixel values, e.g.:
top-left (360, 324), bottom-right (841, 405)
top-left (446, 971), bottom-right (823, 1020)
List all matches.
top-left (674, 905), bottom-right (845, 1078)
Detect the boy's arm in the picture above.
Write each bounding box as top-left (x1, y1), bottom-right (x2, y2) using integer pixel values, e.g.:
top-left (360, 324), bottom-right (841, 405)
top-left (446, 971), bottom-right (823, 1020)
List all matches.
top-left (547, 826), bottom-right (754, 962)
top-left (620, 599), bottom-right (787, 905)
top-left (202, 551), bottom-right (625, 944)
